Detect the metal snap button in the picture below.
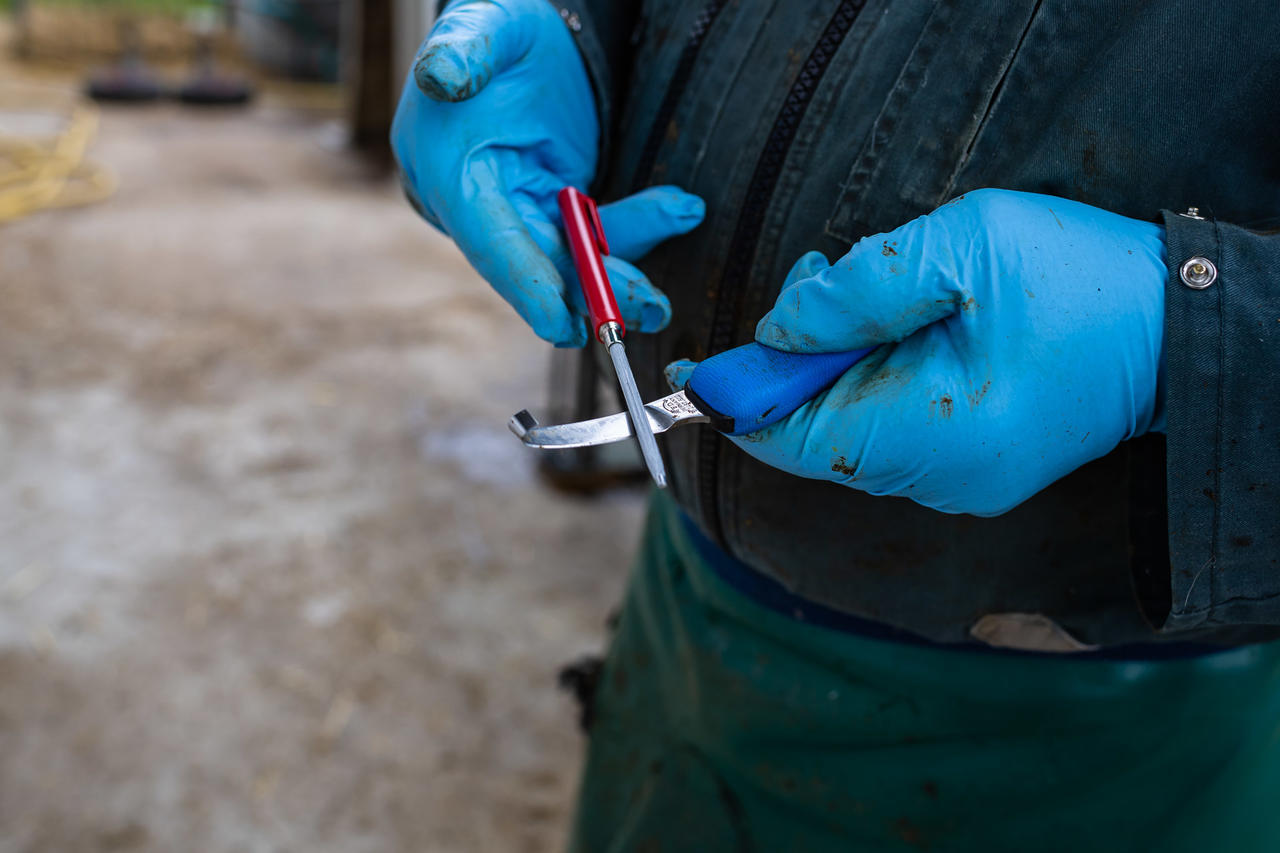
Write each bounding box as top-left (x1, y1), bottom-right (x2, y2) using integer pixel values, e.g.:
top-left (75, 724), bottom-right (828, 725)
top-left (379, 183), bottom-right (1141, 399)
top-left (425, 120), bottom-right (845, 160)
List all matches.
top-left (1180, 256), bottom-right (1217, 289)
top-left (1180, 207), bottom-right (1206, 220)
top-left (559, 7), bottom-right (582, 31)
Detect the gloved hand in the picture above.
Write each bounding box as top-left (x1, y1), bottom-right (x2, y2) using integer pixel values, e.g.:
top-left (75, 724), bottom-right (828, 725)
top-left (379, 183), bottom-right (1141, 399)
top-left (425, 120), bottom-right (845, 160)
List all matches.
top-left (666, 189), bottom-right (1167, 516)
top-left (391, 0), bottom-right (704, 347)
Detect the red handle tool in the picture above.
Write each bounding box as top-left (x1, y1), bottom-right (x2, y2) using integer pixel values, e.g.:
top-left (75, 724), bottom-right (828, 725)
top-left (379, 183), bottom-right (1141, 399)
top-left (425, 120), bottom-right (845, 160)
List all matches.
top-left (554, 185), bottom-right (668, 488)
top-left (557, 186), bottom-right (621, 341)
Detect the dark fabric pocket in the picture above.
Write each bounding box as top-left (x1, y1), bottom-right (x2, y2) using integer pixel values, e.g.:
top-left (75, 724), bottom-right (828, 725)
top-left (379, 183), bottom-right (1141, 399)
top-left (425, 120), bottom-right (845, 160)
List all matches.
top-left (824, 0), bottom-right (1044, 243)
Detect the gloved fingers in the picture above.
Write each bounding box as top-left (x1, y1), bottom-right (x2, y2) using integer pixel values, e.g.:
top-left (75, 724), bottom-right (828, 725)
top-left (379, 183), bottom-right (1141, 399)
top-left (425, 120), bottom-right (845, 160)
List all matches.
top-left (596, 186), bottom-right (706, 262)
top-left (755, 214), bottom-right (963, 353)
top-left (661, 354), bottom-right (844, 480)
top-left (566, 256), bottom-right (672, 334)
top-left (445, 157), bottom-right (587, 347)
top-left (609, 257), bottom-right (674, 333)
top-left (720, 348), bottom-right (897, 483)
top-left (414, 0), bottom-right (535, 102)
top-left (511, 192), bottom-right (674, 336)
top-left (721, 393), bottom-right (846, 483)
top-left (664, 358), bottom-right (697, 392)
top-left (663, 347), bottom-right (900, 481)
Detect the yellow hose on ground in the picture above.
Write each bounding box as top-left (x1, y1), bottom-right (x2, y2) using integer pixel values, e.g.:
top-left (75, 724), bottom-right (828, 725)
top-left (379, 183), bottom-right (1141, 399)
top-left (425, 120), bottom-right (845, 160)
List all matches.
top-left (0, 87), bottom-right (116, 223)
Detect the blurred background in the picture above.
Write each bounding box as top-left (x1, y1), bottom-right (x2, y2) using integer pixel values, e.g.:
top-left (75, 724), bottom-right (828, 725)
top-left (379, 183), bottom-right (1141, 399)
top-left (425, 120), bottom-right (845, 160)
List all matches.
top-left (0, 2), bottom-right (647, 849)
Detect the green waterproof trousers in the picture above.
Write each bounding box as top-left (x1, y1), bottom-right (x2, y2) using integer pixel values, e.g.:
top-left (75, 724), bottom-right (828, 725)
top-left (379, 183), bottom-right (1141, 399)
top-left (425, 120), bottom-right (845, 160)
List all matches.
top-left (567, 492), bottom-right (1280, 852)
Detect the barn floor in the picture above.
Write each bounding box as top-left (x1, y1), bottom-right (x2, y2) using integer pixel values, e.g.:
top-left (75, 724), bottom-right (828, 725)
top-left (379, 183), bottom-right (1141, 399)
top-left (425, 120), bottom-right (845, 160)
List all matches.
top-left (0, 77), bottom-right (644, 852)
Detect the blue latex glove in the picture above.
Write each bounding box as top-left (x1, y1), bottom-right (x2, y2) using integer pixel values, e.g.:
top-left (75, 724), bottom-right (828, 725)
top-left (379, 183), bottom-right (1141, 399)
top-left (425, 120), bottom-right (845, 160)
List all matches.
top-left (667, 189), bottom-right (1167, 516)
top-left (391, 0), bottom-right (705, 347)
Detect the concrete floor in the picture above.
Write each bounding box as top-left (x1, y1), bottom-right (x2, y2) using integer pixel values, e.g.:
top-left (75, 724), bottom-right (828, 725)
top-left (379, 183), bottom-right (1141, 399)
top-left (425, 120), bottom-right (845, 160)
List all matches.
top-left (0, 93), bottom-right (644, 851)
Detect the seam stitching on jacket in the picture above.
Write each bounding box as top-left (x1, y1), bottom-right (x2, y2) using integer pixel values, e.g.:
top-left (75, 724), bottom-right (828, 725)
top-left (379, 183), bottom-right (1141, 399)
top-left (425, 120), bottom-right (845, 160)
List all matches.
top-left (699, 0), bottom-right (868, 544)
top-left (1209, 217), bottom-right (1225, 620)
top-left (939, 0), bottom-right (1044, 201)
top-left (631, 0), bottom-right (729, 190)
top-left (1181, 591), bottom-right (1280, 619)
top-left (827, 0), bottom-right (951, 232)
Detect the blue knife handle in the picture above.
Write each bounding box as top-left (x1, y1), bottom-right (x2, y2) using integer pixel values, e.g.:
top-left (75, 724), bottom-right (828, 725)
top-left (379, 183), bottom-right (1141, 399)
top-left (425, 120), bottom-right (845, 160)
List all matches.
top-left (684, 343), bottom-right (875, 436)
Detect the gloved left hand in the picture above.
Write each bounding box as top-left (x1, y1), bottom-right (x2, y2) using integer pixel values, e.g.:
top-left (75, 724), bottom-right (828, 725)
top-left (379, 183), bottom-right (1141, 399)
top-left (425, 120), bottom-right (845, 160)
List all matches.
top-left (666, 189), bottom-right (1167, 516)
top-left (391, 0), bottom-right (704, 347)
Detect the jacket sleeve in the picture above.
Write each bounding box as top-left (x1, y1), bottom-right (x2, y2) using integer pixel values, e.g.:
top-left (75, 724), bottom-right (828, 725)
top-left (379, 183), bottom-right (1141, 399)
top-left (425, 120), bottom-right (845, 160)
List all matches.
top-left (1158, 210), bottom-right (1280, 632)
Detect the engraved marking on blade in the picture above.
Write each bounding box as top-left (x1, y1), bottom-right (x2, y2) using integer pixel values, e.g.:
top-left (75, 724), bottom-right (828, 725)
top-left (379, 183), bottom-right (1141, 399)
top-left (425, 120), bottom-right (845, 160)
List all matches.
top-left (508, 391), bottom-right (710, 450)
top-left (662, 396), bottom-right (701, 416)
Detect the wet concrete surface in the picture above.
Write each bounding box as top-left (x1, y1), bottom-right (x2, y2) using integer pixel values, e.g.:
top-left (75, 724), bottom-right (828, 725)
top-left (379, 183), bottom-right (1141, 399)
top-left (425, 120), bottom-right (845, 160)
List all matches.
top-left (0, 98), bottom-right (644, 851)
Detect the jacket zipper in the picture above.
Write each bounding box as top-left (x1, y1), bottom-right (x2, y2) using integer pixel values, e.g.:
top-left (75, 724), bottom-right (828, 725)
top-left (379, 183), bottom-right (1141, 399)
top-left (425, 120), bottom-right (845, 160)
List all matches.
top-left (632, 0), bottom-right (730, 190)
top-left (699, 0), bottom-right (867, 544)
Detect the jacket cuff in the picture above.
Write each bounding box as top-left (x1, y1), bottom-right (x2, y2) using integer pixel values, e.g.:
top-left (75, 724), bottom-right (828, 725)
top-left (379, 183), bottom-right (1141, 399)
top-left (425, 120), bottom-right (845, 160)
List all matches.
top-left (1159, 209), bottom-right (1280, 631)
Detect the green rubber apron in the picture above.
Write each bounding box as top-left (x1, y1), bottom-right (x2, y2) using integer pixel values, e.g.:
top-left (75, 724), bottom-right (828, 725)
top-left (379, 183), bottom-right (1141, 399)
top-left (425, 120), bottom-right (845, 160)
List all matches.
top-left (567, 491), bottom-right (1280, 852)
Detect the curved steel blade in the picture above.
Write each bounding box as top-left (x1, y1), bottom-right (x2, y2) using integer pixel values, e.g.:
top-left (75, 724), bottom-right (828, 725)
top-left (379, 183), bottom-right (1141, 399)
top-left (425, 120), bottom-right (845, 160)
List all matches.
top-left (509, 391), bottom-right (709, 450)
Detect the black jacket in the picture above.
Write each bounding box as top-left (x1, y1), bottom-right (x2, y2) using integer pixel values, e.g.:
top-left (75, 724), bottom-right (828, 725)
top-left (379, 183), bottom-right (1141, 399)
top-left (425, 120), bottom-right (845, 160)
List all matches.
top-left (562, 0), bottom-right (1280, 646)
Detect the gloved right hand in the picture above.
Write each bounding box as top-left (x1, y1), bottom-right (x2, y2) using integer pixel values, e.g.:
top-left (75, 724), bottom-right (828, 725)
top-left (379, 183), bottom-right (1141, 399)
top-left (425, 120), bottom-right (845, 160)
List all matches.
top-left (665, 190), bottom-right (1167, 517)
top-left (391, 0), bottom-right (705, 347)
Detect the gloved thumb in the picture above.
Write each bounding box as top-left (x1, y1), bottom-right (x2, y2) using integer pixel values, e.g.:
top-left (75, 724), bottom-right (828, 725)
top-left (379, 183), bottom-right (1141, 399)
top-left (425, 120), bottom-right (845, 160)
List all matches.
top-left (755, 211), bottom-right (963, 353)
top-left (414, 0), bottom-right (533, 102)
top-left (781, 250), bottom-right (830, 287)
top-left (598, 186), bottom-right (706, 262)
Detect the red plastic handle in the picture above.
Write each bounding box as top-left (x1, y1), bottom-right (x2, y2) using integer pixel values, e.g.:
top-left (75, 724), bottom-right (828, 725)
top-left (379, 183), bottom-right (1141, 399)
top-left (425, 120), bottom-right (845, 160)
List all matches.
top-left (557, 186), bottom-right (622, 341)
